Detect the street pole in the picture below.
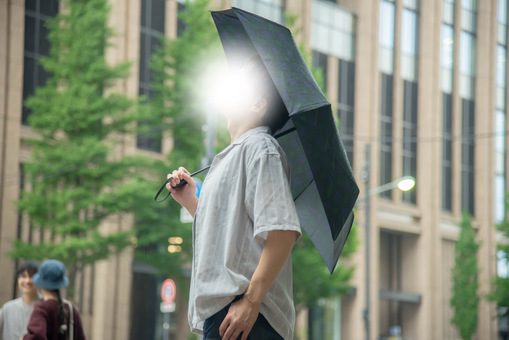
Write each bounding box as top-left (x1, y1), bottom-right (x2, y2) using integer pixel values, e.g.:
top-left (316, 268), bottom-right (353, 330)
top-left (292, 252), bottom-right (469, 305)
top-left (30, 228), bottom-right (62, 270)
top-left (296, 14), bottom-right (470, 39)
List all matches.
top-left (363, 144), bottom-right (371, 340)
top-left (163, 312), bottom-right (170, 340)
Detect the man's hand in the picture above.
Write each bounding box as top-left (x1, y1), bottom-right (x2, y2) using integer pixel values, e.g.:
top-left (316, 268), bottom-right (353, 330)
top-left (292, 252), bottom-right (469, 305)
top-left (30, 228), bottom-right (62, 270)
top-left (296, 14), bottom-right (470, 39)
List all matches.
top-left (219, 230), bottom-right (298, 339)
top-left (166, 167), bottom-right (199, 216)
top-left (219, 296), bottom-right (260, 340)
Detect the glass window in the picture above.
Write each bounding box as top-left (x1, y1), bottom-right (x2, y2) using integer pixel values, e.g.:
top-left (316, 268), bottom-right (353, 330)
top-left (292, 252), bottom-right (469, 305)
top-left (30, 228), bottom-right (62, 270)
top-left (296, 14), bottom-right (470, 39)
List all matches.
top-left (459, 32), bottom-right (476, 99)
top-left (499, 0), bottom-right (508, 44)
top-left (138, 0), bottom-right (166, 152)
top-left (22, 0), bottom-right (58, 125)
top-left (313, 50), bottom-right (328, 89)
top-left (401, 9), bottom-right (419, 81)
top-left (441, 25), bottom-right (454, 69)
top-left (497, 45), bottom-right (507, 88)
top-left (380, 73), bottom-right (394, 198)
top-left (498, 250), bottom-right (509, 278)
top-left (442, 0), bottom-right (455, 24)
top-left (495, 110), bottom-right (506, 223)
top-left (233, 0), bottom-right (283, 24)
top-left (177, 3), bottom-right (189, 37)
top-left (310, 1), bottom-right (356, 61)
top-left (337, 59), bottom-right (355, 165)
top-left (462, 0), bottom-right (477, 11)
top-left (401, 10), bottom-right (418, 56)
top-left (461, 99), bottom-right (475, 215)
top-left (402, 81), bottom-right (418, 204)
top-left (461, 0), bottom-right (477, 33)
top-left (379, 1), bottom-right (395, 48)
top-left (403, 0), bottom-right (419, 10)
top-left (440, 24), bottom-right (454, 92)
top-left (442, 93), bottom-right (453, 211)
top-left (499, 0), bottom-right (508, 24)
top-left (459, 32), bottom-right (476, 76)
top-left (309, 298), bottom-right (342, 340)
top-left (379, 1), bottom-right (395, 74)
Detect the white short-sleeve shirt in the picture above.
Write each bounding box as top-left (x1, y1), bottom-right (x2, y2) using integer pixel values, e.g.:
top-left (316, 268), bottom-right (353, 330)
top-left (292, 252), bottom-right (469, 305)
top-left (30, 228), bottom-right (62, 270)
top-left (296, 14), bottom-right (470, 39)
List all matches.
top-left (188, 126), bottom-right (301, 340)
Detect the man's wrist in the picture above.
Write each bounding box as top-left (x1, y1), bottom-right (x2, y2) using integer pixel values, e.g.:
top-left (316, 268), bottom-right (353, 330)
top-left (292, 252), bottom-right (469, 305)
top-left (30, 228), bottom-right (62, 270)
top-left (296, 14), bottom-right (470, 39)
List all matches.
top-left (244, 280), bottom-right (266, 307)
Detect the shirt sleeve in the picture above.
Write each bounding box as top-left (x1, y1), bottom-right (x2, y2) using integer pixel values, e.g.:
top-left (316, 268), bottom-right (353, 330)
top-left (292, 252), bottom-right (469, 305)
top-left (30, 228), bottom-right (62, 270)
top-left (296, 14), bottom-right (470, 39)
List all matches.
top-left (23, 305), bottom-right (47, 340)
top-left (245, 152), bottom-right (301, 243)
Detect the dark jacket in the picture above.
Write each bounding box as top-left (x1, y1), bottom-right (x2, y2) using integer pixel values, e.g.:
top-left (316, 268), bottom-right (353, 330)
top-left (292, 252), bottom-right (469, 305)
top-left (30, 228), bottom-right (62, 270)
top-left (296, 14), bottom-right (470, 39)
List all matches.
top-left (23, 300), bottom-right (86, 340)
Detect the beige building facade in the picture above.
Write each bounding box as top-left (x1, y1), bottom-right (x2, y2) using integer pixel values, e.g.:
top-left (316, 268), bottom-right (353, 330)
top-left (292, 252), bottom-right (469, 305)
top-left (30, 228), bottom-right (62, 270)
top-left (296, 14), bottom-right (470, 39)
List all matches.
top-left (0, 0), bottom-right (503, 339)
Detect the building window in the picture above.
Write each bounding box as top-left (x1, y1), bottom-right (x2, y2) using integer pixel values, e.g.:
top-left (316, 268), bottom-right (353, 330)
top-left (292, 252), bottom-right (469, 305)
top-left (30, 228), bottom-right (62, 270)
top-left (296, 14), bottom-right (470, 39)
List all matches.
top-left (22, 0), bottom-right (59, 125)
top-left (379, 0), bottom-right (395, 74)
top-left (137, 0), bottom-right (166, 152)
top-left (402, 81), bottom-right (417, 204)
top-left (443, 0), bottom-right (455, 24)
top-left (442, 93), bottom-right (453, 211)
top-left (441, 1), bottom-right (455, 211)
top-left (498, 0), bottom-right (508, 44)
top-left (401, 6), bottom-right (419, 81)
top-left (495, 0), bottom-right (507, 223)
top-left (337, 59), bottom-right (355, 165)
top-left (308, 298), bottom-right (341, 340)
top-left (440, 24), bottom-right (454, 93)
top-left (400, 1), bottom-right (419, 204)
top-left (177, 2), bottom-right (188, 37)
top-left (380, 74), bottom-right (394, 198)
top-left (459, 32), bottom-right (476, 99)
top-left (461, 99), bottom-right (475, 215)
top-left (461, 0), bottom-right (477, 33)
top-left (458, 1), bottom-right (476, 215)
top-left (233, 0), bottom-right (283, 24)
top-left (313, 51), bottom-right (328, 89)
top-left (310, 0), bottom-right (355, 62)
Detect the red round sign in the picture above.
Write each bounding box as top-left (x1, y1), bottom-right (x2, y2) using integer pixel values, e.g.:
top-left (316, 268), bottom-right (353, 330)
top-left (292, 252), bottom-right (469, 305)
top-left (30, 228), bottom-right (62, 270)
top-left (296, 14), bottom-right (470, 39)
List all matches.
top-left (161, 279), bottom-right (176, 303)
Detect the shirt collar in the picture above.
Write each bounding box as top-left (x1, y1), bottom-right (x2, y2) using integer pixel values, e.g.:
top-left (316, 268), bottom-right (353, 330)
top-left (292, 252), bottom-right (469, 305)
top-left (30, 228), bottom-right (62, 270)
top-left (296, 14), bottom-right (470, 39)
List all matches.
top-left (231, 126), bottom-right (271, 146)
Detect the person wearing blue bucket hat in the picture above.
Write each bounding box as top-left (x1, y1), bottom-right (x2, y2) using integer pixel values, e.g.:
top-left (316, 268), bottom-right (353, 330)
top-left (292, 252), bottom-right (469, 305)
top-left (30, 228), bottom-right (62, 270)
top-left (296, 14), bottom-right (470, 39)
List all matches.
top-left (24, 260), bottom-right (85, 340)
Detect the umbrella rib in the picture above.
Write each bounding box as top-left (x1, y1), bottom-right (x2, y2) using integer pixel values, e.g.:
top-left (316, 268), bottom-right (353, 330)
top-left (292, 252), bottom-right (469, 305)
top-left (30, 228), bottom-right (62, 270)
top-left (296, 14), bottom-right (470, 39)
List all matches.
top-left (273, 127), bottom-right (296, 139)
top-left (293, 178), bottom-right (314, 202)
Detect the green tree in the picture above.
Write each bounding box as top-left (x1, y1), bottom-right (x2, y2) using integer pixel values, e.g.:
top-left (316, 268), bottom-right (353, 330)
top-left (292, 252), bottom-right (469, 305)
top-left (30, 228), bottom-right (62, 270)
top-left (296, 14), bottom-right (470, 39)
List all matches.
top-left (132, 0), bottom-right (221, 291)
top-left (490, 201), bottom-right (509, 318)
top-left (450, 212), bottom-right (479, 340)
top-left (10, 0), bottom-right (155, 292)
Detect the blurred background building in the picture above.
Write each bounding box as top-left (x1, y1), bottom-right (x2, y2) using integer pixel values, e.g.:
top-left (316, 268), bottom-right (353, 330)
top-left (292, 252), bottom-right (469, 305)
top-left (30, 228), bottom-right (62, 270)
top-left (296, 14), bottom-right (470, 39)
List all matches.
top-left (0, 0), bottom-right (505, 339)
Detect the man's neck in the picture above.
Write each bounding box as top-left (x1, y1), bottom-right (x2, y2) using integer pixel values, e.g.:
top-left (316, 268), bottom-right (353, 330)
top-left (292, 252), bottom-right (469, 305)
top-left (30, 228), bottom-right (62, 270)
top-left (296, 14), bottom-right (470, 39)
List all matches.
top-left (22, 292), bottom-right (39, 305)
top-left (228, 120), bottom-right (261, 143)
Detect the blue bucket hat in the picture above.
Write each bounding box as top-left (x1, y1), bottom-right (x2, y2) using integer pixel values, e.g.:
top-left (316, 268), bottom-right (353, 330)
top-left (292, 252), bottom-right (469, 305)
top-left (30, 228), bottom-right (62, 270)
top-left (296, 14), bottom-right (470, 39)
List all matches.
top-left (32, 260), bottom-right (69, 290)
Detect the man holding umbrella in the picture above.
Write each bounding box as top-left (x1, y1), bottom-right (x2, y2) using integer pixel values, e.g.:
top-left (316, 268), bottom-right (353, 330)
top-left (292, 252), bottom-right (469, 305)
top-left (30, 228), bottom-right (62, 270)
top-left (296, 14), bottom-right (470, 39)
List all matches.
top-left (164, 7), bottom-right (359, 340)
top-left (167, 54), bottom-right (301, 340)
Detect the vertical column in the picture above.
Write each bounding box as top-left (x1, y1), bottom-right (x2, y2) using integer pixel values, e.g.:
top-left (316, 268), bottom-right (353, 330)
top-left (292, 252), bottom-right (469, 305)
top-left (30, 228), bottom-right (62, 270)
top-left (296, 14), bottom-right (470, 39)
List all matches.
top-left (415, 0), bottom-right (442, 338)
top-left (0, 0), bottom-right (25, 304)
top-left (475, 0), bottom-right (498, 338)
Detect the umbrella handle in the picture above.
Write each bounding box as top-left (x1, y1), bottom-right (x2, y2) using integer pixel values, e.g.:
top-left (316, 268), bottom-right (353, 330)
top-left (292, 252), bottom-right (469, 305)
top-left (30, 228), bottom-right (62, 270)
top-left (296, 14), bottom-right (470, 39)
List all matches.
top-left (154, 166), bottom-right (211, 203)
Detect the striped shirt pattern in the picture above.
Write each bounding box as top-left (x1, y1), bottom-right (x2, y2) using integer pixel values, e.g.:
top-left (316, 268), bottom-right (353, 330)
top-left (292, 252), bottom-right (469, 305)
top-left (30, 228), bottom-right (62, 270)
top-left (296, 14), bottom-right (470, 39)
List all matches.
top-left (188, 127), bottom-right (301, 340)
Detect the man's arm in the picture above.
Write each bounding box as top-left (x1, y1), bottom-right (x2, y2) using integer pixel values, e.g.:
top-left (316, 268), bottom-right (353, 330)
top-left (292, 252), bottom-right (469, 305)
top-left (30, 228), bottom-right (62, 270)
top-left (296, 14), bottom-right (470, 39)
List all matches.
top-left (219, 229), bottom-right (299, 340)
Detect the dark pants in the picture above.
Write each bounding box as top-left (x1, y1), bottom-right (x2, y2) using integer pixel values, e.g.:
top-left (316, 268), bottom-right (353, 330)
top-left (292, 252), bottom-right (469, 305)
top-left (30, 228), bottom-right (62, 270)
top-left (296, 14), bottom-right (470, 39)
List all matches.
top-left (203, 296), bottom-right (283, 340)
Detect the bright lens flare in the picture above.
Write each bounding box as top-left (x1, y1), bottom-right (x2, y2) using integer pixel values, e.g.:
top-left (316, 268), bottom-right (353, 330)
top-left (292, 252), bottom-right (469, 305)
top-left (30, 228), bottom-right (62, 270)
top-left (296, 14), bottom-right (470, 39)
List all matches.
top-left (198, 57), bottom-right (259, 118)
top-left (397, 177), bottom-right (416, 191)
top-left (209, 72), bottom-right (257, 114)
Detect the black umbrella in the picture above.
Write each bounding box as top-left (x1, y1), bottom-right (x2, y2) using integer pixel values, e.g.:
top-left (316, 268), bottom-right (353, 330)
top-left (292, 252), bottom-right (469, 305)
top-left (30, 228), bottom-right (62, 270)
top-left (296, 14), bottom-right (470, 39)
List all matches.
top-left (155, 7), bottom-right (359, 274)
top-left (211, 8), bottom-right (359, 273)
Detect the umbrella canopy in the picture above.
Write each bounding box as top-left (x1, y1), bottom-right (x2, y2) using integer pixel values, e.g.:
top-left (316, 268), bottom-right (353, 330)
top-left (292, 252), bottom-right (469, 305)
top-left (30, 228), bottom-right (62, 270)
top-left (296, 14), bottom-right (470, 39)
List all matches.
top-left (211, 8), bottom-right (359, 273)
